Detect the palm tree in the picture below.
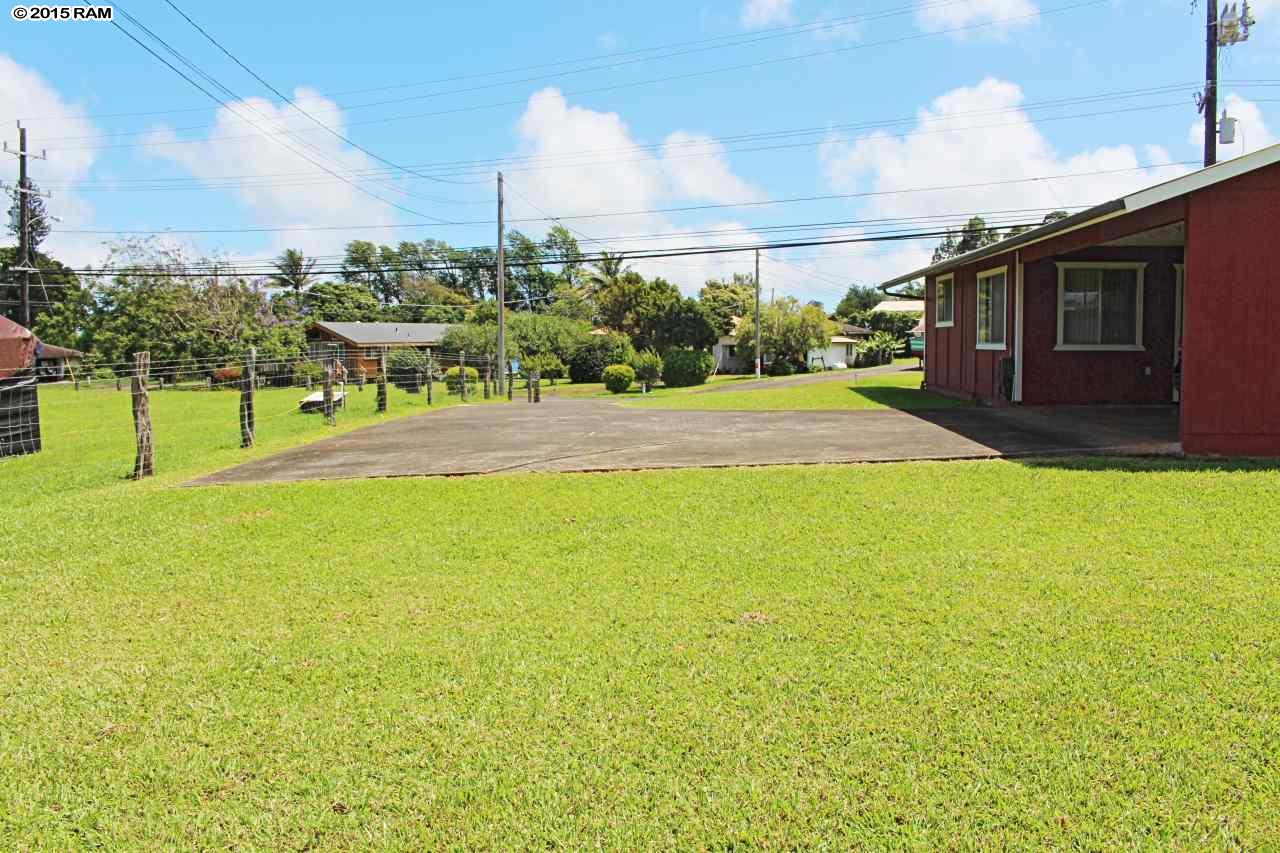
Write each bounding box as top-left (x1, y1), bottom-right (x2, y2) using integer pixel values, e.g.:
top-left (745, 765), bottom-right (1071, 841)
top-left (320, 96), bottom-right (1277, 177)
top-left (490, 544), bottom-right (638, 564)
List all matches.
top-left (269, 249), bottom-right (317, 306)
top-left (582, 251), bottom-right (629, 298)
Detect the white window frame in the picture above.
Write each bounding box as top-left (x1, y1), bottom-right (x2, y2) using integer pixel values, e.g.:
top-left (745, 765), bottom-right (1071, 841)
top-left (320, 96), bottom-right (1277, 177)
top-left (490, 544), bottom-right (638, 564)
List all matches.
top-left (975, 266), bottom-right (1008, 351)
top-left (1055, 261), bottom-right (1146, 352)
top-left (935, 273), bottom-right (955, 328)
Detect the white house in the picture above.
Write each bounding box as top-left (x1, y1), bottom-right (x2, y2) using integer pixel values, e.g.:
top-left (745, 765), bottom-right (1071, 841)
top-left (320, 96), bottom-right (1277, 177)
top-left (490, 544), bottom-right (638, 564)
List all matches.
top-left (807, 324), bottom-right (872, 370)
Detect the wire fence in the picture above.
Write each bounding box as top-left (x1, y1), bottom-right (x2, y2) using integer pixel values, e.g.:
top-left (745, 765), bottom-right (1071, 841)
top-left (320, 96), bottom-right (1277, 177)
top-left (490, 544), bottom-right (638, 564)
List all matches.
top-left (0, 346), bottom-right (559, 482)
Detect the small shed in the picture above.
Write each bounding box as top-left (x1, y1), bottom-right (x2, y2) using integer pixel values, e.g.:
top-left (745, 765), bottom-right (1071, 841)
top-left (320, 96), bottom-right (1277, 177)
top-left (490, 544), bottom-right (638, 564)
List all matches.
top-left (306, 321), bottom-right (456, 375)
top-left (0, 317), bottom-right (42, 458)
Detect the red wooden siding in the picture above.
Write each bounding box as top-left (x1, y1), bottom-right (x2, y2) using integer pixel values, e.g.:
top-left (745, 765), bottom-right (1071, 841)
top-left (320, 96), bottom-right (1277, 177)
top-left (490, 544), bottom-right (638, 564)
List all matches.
top-left (925, 251), bottom-right (1017, 402)
top-left (1020, 246), bottom-right (1181, 406)
top-left (1181, 160), bottom-right (1280, 456)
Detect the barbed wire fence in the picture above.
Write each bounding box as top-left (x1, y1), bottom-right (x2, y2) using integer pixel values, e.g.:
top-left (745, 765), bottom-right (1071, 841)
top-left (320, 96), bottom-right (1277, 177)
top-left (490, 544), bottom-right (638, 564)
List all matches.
top-left (0, 343), bottom-right (553, 481)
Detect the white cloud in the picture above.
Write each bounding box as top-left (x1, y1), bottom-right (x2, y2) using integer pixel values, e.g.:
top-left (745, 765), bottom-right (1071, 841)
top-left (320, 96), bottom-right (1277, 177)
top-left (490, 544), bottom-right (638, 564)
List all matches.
top-left (1186, 93), bottom-right (1277, 159)
top-left (596, 31), bottom-right (622, 51)
top-left (660, 131), bottom-right (766, 205)
top-left (0, 54), bottom-right (105, 266)
top-left (143, 88), bottom-right (400, 258)
top-left (916, 0), bottom-right (1038, 34)
top-left (741, 0), bottom-right (794, 28)
top-left (508, 88), bottom-right (769, 292)
top-left (808, 77), bottom-right (1191, 288)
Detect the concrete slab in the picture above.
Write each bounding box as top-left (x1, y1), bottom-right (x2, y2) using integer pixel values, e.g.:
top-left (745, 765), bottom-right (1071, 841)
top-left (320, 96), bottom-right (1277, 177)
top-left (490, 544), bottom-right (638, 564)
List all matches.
top-left (190, 399), bottom-right (1181, 486)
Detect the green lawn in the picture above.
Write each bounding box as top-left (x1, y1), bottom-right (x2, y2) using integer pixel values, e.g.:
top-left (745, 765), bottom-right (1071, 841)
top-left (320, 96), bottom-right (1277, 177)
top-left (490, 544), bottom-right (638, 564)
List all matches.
top-left (626, 370), bottom-right (963, 411)
top-left (3, 384), bottom-right (1280, 846)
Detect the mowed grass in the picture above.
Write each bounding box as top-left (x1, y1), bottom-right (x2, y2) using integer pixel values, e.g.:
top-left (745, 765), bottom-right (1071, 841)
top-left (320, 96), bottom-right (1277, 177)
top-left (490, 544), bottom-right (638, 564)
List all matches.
top-left (627, 370), bottom-right (963, 411)
top-left (2, 383), bottom-right (1280, 846)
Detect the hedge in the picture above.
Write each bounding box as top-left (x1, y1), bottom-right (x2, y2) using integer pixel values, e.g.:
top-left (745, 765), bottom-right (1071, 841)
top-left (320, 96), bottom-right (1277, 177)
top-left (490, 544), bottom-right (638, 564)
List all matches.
top-left (661, 349), bottom-right (715, 387)
top-left (602, 364), bottom-right (635, 394)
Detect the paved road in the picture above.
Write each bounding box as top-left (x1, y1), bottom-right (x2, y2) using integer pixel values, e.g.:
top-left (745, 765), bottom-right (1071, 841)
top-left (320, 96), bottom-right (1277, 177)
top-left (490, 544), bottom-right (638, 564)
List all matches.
top-left (191, 399), bottom-right (1180, 486)
top-left (694, 362), bottom-right (918, 394)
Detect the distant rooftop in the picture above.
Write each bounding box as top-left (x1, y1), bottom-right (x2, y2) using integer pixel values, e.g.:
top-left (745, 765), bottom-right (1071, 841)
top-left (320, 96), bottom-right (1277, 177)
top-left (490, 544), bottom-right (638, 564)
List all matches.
top-left (872, 300), bottom-right (925, 314)
top-left (311, 321), bottom-right (455, 346)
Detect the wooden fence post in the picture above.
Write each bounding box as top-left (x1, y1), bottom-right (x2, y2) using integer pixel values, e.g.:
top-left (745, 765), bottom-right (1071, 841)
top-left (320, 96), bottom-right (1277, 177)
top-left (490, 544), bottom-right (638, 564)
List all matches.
top-left (484, 356), bottom-right (492, 399)
top-left (533, 372), bottom-right (541, 403)
top-left (240, 347), bottom-right (256, 448)
top-left (323, 360), bottom-right (336, 426)
top-left (377, 353), bottom-right (388, 413)
top-left (507, 361), bottom-right (513, 401)
top-left (459, 351), bottom-right (467, 401)
top-left (131, 351), bottom-right (155, 479)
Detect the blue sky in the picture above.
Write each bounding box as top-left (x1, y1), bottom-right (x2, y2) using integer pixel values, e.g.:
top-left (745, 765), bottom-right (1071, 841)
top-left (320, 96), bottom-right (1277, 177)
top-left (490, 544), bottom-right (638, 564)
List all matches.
top-left (2, 0), bottom-right (1277, 305)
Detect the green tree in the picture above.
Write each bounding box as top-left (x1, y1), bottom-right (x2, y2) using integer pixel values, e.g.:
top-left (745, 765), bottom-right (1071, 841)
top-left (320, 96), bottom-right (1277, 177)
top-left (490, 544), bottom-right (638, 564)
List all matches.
top-left (931, 215), bottom-right (1002, 263)
top-left (0, 246), bottom-right (85, 332)
top-left (583, 250), bottom-right (630, 298)
top-left (655, 297), bottom-right (718, 351)
top-left (440, 323), bottom-right (498, 359)
top-left (303, 281), bottom-right (383, 322)
top-left (596, 273), bottom-right (680, 350)
top-left (735, 296), bottom-right (833, 369)
top-left (269, 248), bottom-right (316, 304)
top-left (506, 230), bottom-right (560, 312)
top-left (7, 180), bottom-right (52, 252)
top-left (834, 284), bottom-right (881, 319)
top-left (698, 274), bottom-right (754, 336)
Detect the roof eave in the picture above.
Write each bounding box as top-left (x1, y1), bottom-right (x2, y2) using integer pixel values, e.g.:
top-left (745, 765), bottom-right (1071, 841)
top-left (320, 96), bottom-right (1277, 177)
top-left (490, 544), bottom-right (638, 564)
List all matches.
top-left (879, 199), bottom-right (1126, 290)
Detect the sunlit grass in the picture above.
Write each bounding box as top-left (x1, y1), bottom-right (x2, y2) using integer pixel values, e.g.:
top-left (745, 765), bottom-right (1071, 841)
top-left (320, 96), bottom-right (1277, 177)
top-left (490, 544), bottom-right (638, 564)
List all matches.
top-left (1, 381), bottom-right (1278, 846)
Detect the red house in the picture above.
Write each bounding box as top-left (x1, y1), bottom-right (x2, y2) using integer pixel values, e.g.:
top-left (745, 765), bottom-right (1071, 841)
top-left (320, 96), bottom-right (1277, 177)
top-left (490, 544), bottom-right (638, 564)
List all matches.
top-left (881, 143), bottom-right (1280, 458)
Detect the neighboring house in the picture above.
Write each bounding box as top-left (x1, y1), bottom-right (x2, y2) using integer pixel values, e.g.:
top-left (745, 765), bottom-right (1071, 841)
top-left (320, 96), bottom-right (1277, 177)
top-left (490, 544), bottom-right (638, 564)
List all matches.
top-left (35, 343), bottom-right (83, 382)
top-left (880, 142), bottom-right (1280, 457)
top-left (808, 324), bottom-right (872, 369)
top-left (306, 321), bottom-right (456, 375)
top-left (872, 299), bottom-right (925, 315)
top-left (713, 316), bottom-right (750, 373)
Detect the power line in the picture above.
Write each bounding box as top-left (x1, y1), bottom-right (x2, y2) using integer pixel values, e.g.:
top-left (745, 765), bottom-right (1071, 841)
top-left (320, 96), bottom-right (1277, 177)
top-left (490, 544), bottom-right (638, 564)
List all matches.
top-left (41, 0), bottom-right (1110, 153)
top-left (89, 0), bottom-right (460, 223)
top-left (157, 0), bottom-right (470, 189)
top-left (48, 161), bottom-right (1194, 236)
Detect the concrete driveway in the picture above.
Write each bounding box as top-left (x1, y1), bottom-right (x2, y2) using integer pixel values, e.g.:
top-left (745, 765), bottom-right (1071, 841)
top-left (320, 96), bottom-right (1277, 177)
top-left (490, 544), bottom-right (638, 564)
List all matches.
top-left (191, 398), bottom-right (1180, 485)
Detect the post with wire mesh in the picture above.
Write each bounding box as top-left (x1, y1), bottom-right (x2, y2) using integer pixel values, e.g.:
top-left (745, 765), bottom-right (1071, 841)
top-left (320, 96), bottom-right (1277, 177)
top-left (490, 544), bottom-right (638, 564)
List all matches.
top-left (240, 347), bottom-right (256, 449)
top-left (425, 353), bottom-right (433, 407)
top-left (459, 351), bottom-right (467, 402)
top-left (484, 356), bottom-right (492, 400)
top-left (323, 359), bottom-right (336, 427)
top-left (131, 351), bottom-right (155, 479)
top-left (376, 353), bottom-right (388, 413)
top-left (507, 361), bottom-right (513, 401)
top-left (533, 371), bottom-right (541, 404)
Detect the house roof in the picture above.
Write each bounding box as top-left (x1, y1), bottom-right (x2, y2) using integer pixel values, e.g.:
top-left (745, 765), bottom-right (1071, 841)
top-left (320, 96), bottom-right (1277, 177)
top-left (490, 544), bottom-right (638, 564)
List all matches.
top-left (830, 336), bottom-right (862, 344)
top-left (839, 323), bottom-right (872, 336)
top-left (880, 141), bottom-right (1280, 289)
top-left (37, 343), bottom-right (83, 360)
top-left (311, 321), bottom-right (455, 346)
top-left (872, 299), bottom-right (925, 314)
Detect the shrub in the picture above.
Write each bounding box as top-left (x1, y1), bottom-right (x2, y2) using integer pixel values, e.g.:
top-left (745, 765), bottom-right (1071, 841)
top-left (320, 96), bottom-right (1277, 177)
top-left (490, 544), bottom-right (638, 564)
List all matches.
top-left (388, 349), bottom-right (432, 392)
top-left (522, 352), bottom-right (565, 382)
top-left (602, 364), bottom-right (635, 394)
top-left (766, 358), bottom-right (796, 377)
top-left (444, 365), bottom-right (480, 393)
top-left (292, 360), bottom-right (325, 386)
top-left (91, 367), bottom-right (115, 382)
top-left (630, 349), bottom-right (663, 392)
top-left (661, 349), bottom-right (716, 387)
top-left (568, 333), bottom-right (635, 383)
top-left (211, 366), bottom-right (243, 387)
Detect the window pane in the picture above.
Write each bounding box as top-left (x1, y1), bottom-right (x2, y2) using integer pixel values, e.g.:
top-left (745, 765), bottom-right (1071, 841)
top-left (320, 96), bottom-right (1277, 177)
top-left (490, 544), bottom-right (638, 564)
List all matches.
top-left (937, 280), bottom-right (953, 323)
top-left (1062, 268), bottom-right (1101, 345)
top-left (978, 273), bottom-right (1006, 345)
top-left (1100, 268), bottom-right (1138, 345)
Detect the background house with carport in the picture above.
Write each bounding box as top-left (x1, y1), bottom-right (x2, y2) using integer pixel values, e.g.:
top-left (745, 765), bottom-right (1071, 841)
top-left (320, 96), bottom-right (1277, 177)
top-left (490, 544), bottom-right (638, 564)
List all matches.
top-left (880, 142), bottom-right (1280, 457)
top-left (306, 321), bottom-right (456, 376)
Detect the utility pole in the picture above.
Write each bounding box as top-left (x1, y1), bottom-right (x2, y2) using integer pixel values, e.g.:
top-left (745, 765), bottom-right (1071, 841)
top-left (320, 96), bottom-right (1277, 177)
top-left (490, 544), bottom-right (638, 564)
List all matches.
top-left (1204, 0), bottom-right (1219, 167)
top-left (754, 249), bottom-right (762, 379)
top-left (5, 124), bottom-right (46, 329)
top-left (495, 171), bottom-right (507, 395)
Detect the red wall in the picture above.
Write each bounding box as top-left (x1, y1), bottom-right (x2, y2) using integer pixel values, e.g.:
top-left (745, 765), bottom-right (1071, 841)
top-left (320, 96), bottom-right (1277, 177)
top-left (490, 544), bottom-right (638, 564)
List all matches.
top-left (1182, 161), bottom-right (1280, 456)
top-left (1020, 246), bottom-right (1181, 406)
top-left (925, 250), bottom-right (1017, 403)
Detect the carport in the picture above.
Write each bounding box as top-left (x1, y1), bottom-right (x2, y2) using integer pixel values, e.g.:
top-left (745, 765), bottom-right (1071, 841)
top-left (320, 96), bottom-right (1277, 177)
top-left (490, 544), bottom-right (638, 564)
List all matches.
top-left (882, 143), bottom-right (1280, 457)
